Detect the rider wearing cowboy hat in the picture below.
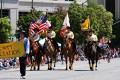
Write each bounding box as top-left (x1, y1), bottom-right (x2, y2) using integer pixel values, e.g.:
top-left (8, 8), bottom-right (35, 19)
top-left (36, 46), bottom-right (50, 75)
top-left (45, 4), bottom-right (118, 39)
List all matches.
top-left (32, 28), bottom-right (40, 42)
top-left (63, 26), bottom-right (76, 53)
top-left (87, 29), bottom-right (98, 42)
top-left (47, 26), bottom-right (59, 51)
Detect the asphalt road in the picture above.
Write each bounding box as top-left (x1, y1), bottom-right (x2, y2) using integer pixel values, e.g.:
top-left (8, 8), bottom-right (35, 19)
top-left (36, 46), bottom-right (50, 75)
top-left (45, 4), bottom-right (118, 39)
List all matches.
top-left (0, 58), bottom-right (120, 80)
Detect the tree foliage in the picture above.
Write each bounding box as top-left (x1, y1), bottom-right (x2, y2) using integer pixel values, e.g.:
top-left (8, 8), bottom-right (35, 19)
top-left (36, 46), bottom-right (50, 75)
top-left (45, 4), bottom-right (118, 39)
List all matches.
top-left (68, 0), bottom-right (113, 44)
top-left (0, 17), bottom-right (12, 43)
top-left (48, 5), bottom-right (67, 43)
top-left (17, 0), bottom-right (113, 45)
top-left (17, 8), bottom-right (43, 37)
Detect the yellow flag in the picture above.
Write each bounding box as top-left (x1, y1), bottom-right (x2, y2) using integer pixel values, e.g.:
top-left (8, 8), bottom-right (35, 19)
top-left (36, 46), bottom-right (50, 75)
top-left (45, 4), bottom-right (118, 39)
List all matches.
top-left (0, 41), bottom-right (25, 59)
top-left (81, 16), bottom-right (90, 31)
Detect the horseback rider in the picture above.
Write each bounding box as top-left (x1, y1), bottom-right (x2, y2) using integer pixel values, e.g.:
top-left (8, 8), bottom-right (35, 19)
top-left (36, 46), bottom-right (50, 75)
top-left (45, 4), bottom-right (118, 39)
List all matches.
top-left (46, 26), bottom-right (59, 51)
top-left (86, 29), bottom-right (98, 53)
top-left (63, 26), bottom-right (76, 53)
top-left (30, 28), bottom-right (44, 54)
top-left (31, 28), bottom-right (40, 44)
top-left (87, 29), bottom-right (98, 44)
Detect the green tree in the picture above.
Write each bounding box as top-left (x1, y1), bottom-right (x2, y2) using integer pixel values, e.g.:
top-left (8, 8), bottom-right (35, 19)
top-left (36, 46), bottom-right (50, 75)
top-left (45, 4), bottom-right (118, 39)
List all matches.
top-left (68, 0), bottom-right (113, 44)
top-left (68, 0), bottom-right (84, 44)
top-left (17, 8), bottom-right (43, 37)
top-left (0, 17), bottom-right (12, 43)
top-left (48, 5), bottom-right (67, 43)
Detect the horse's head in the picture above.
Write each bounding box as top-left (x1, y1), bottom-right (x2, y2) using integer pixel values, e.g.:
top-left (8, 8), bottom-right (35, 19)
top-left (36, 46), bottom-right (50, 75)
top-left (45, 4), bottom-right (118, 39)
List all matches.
top-left (44, 38), bottom-right (55, 52)
top-left (65, 38), bottom-right (72, 49)
top-left (29, 37), bottom-right (38, 51)
top-left (29, 37), bottom-right (34, 45)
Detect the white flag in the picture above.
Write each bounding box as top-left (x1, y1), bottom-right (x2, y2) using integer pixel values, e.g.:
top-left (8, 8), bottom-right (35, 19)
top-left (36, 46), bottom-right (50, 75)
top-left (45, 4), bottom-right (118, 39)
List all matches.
top-left (63, 13), bottom-right (70, 27)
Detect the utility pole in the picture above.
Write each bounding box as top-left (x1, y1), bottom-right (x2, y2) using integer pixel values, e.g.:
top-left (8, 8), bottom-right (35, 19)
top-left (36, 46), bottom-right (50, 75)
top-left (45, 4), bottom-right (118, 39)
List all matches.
top-left (31, 0), bottom-right (34, 19)
top-left (1, 0), bottom-right (2, 18)
top-left (82, 0), bottom-right (87, 8)
top-left (31, 0), bottom-right (33, 9)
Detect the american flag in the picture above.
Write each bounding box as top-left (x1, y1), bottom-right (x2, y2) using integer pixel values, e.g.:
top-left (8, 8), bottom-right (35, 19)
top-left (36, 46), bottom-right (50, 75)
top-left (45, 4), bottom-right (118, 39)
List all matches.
top-left (38, 20), bottom-right (51, 34)
top-left (29, 23), bottom-right (39, 37)
top-left (29, 15), bottom-right (51, 36)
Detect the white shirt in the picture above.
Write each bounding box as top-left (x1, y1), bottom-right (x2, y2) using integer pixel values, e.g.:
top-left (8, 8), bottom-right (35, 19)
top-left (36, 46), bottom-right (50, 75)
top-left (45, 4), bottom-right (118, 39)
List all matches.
top-left (87, 34), bottom-right (98, 41)
top-left (47, 31), bottom-right (56, 38)
top-left (32, 33), bottom-right (40, 41)
top-left (64, 31), bottom-right (74, 39)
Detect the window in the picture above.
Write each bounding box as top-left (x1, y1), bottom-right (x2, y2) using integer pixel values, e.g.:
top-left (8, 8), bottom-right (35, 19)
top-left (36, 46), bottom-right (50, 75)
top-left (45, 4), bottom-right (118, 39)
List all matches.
top-left (19, 12), bottom-right (29, 18)
top-left (0, 9), bottom-right (9, 17)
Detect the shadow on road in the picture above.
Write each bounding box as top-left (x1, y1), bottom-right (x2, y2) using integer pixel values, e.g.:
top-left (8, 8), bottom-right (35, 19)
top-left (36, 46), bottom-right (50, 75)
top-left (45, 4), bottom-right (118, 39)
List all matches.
top-left (0, 78), bottom-right (18, 80)
top-left (74, 70), bottom-right (90, 71)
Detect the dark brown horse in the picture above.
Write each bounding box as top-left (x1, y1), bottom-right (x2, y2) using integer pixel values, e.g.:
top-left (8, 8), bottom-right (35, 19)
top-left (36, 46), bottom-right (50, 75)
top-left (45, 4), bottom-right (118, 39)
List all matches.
top-left (29, 38), bottom-right (42, 70)
top-left (61, 38), bottom-right (76, 70)
top-left (43, 38), bottom-right (57, 70)
top-left (84, 41), bottom-right (101, 71)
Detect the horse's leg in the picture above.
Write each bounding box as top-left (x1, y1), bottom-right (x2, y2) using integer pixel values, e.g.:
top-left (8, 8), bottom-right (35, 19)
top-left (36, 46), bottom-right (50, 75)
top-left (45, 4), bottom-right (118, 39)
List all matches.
top-left (69, 55), bottom-right (72, 70)
top-left (95, 54), bottom-right (98, 70)
top-left (33, 55), bottom-right (37, 70)
top-left (49, 58), bottom-right (53, 70)
top-left (48, 60), bottom-right (50, 70)
top-left (33, 61), bottom-right (36, 70)
top-left (47, 57), bottom-right (50, 70)
top-left (30, 56), bottom-right (33, 71)
top-left (70, 55), bottom-right (74, 70)
top-left (36, 57), bottom-right (41, 70)
top-left (88, 57), bottom-right (92, 71)
top-left (37, 53), bottom-right (42, 70)
top-left (91, 53), bottom-right (95, 71)
top-left (53, 55), bottom-right (56, 68)
top-left (61, 54), bottom-right (64, 65)
top-left (65, 54), bottom-right (68, 70)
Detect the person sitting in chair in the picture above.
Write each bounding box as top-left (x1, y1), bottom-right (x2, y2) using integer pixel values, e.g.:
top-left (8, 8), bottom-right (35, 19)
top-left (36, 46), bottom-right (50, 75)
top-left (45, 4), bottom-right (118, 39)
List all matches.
top-left (47, 26), bottom-right (59, 51)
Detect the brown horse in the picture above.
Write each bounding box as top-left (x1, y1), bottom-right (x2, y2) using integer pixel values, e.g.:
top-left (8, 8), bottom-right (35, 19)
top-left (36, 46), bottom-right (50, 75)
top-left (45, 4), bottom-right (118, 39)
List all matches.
top-left (84, 41), bottom-right (101, 71)
top-left (61, 38), bottom-right (76, 70)
top-left (44, 38), bottom-right (57, 70)
top-left (29, 38), bottom-right (42, 70)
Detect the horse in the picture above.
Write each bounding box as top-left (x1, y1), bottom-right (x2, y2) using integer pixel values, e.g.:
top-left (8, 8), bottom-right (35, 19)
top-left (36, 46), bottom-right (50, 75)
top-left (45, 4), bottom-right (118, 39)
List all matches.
top-left (84, 41), bottom-right (101, 71)
top-left (61, 38), bottom-right (76, 70)
top-left (43, 38), bottom-right (57, 70)
top-left (28, 38), bottom-right (42, 70)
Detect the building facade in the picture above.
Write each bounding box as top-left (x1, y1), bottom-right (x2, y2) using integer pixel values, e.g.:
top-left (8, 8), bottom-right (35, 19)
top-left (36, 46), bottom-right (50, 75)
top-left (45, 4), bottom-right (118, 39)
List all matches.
top-left (93, 0), bottom-right (120, 20)
top-left (0, 0), bottom-right (119, 41)
top-left (0, 0), bottom-right (87, 41)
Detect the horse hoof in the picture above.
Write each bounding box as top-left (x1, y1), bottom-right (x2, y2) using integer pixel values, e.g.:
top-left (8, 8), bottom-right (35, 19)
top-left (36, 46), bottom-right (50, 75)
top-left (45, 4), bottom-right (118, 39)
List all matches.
top-left (34, 67), bottom-right (36, 70)
top-left (49, 67), bottom-right (52, 70)
top-left (37, 68), bottom-right (40, 71)
top-left (65, 68), bottom-right (68, 70)
top-left (69, 66), bottom-right (72, 70)
top-left (90, 67), bottom-right (94, 71)
top-left (95, 68), bottom-right (97, 71)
